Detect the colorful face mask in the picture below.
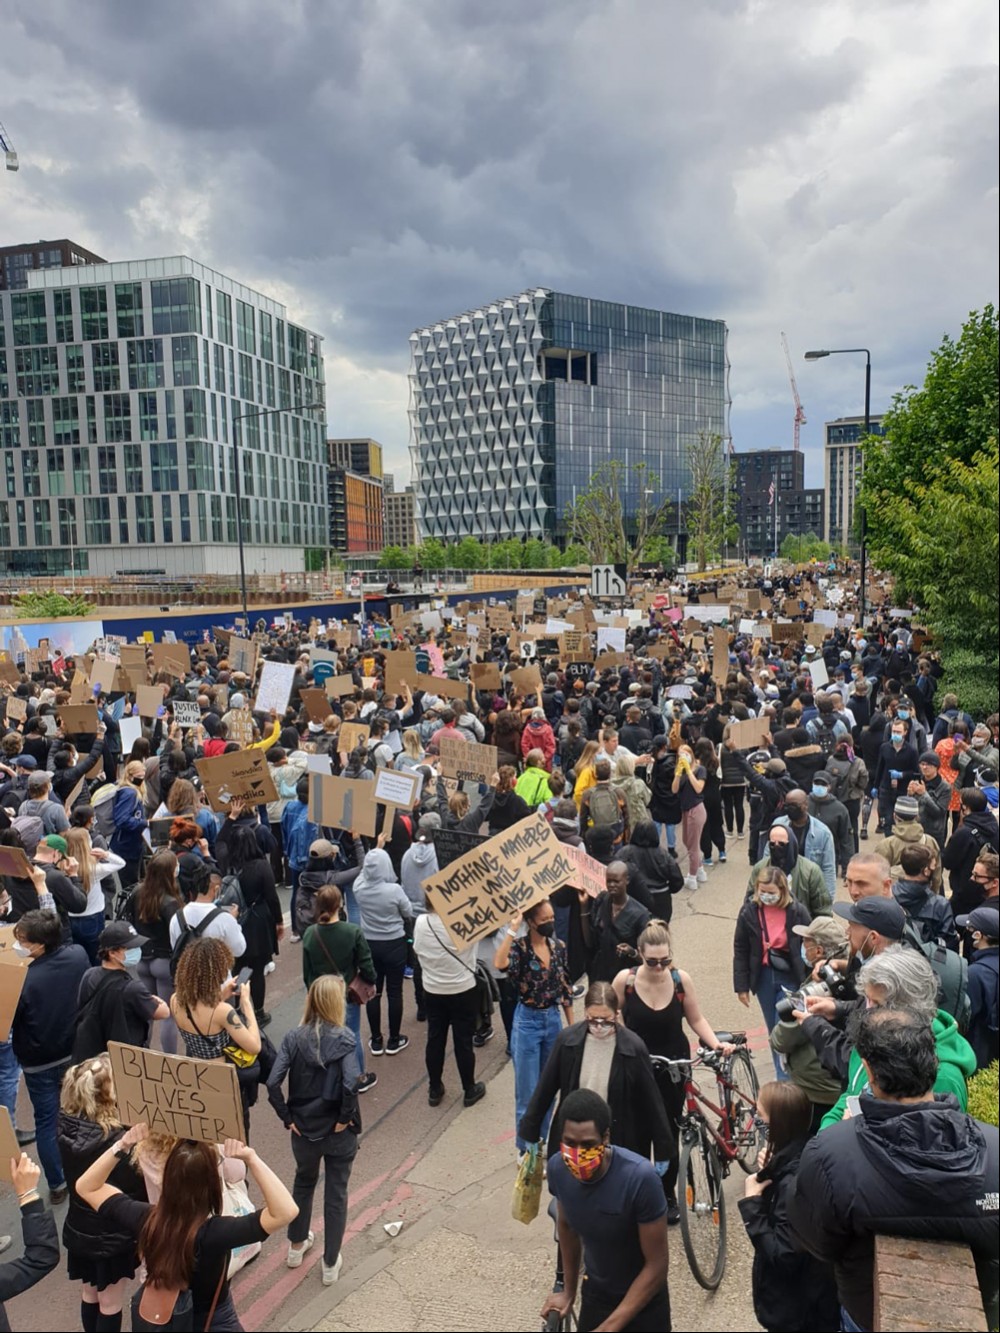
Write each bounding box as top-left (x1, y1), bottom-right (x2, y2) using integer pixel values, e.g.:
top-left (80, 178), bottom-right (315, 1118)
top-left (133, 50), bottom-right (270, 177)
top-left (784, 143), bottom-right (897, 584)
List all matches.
top-left (560, 1141), bottom-right (607, 1182)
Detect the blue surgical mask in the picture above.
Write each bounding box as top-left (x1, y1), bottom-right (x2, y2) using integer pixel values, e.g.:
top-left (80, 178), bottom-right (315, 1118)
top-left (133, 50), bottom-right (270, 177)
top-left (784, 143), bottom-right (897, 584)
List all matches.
top-left (897, 709), bottom-right (910, 721)
top-left (892, 735), bottom-right (904, 748)
top-left (812, 783), bottom-right (828, 798)
top-left (123, 947), bottom-right (143, 968)
top-left (800, 943), bottom-right (811, 965)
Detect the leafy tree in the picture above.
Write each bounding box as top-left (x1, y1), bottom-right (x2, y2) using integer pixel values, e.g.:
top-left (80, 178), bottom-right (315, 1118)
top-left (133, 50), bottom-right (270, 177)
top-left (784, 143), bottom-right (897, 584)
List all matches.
top-left (416, 538), bottom-right (448, 570)
top-left (779, 531), bottom-right (833, 562)
top-left (378, 545), bottom-right (410, 570)
top-left (452, 536), bottom-right (486, 570)
top-left (564, 461), bottom-right (673, 572)
top-left (522, 538), bottom-right (551, 569)
top-left (641, 535), bottom-right (676, 567)
top-left (685, 432), bottom-right (739, 571)
top-left (13, 591), bottom-right (97, 619)
top-left (561, 542), bottom-right (591, 567)
top-left (487, 539), bottom-right (523, 570)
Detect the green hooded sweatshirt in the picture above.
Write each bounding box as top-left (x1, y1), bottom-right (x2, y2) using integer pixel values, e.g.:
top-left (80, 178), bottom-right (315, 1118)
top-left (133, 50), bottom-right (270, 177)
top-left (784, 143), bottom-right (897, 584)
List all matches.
top-left (820, 1008), bottom-right (976, 1130)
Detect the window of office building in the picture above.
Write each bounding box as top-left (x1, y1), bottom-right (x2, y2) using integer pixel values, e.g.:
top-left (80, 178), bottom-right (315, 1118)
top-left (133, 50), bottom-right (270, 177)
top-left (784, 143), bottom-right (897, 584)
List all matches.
top-left (80, 287), bottom-right (109, 341)
top-left (238, 353), bottom-right (254, 401)
top-left (54, 290), bottom-right (75, 343)
top-left (103, 393), bottom-right (131, 443)
top-left (24, 399), bottom-right (46, 448)
top-left (210, 493), bottom-right (223, 542)
top-left (183, 388), bottom-right (207, 438)
top-left (150, 278), bottom-right (201, 335)
top-left (16, 500), bottom-right (27, 546)
top-left (83, 496), bottom-right (111, 544)
top-left (0, 501), bottom-right (9, 547)
top-left (164, 390), bottom-right (176, 439)
top-left (123, 444), bottom-right (143, 493)
top-left (259, 311), bottom-right (273, 360)
top-left (66, 344), bottom-right (86, 393)
top-left (52, 396), bottom-right (80, 447)
top-left (57, 498), bottom-right (77, 548)
top-left (86, 396), bottom-right (97, 444)
top-left (117, 496), bottom-right (129, 544)
top-left (215, 291), bottom-right (232, 345)
top-left (236, 300), bottom-right (256, 355)
top-left (139, 392), bottom-right (159, 441)
top-left (33, 499), bottom-right (52, 546)
top-left (161, 493), bottom-right (173, 543)
top-left (22, 450), bottom-right (40, 497)
top-left (72, 447), bottom-right (91, 495)
top-left (11, 292), bottom-right (48, 346)
top-left (4, 453), bottom-right (16, 499)
top-left (127, 338), bottom-right (165, 389)
top-left (15, 345), bottom-right (59, 396)
top-left (47, 448), bottom-right (66, 496)
top-left (178, 492), bottom-right (191, 542)
top-left (171, 334), bottom-right (200, 386)
top-left (97, 446), bottom-right (118, 494)
top-left (91, 341), bottom-right (120, 392)
top-left (150, 441), bottom-right (179, 491)
top-left (0, 403), bottom-right (18, 451)
top-left (136, 493), bottom-right (155, 542)
top-left (115, 283), bottom-right (144, 338)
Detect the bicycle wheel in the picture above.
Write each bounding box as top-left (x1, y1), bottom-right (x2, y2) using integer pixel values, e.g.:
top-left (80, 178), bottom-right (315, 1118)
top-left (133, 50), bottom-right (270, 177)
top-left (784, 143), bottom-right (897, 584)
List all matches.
top-left (725, 1048), bottom-right (761, 1173)
top-left (678, 1125), bottom-right (727, 1290)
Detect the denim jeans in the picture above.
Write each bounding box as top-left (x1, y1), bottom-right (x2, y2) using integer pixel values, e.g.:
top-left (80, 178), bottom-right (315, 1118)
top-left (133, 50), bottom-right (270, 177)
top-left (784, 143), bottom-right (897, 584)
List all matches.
top-left (69, 911), bottom-right (105, 967)
top-left (840, 1306), bottom-right (866, 1332)
top-left (653, 820), bottom-right (677, 851)
top-left (0, 1038), bottom-right (20, 1120)
top-left (344, 999), bottom-right (366, 1075)
top-left (23, 1062), bottom-right (70, 1189)
top-left (754, 964), bottom-right (790, 1080)
top-left (287, 1128), bottom-right (359, 1266)
top-left (342, 884), bottom-right (361, 926)
top-left (512, 1004), bottom-right (563, 1151)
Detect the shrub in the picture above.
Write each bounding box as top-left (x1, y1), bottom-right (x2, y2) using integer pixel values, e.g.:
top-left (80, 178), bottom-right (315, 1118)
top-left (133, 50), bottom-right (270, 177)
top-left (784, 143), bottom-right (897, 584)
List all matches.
top-left (966, 1061), bottom-right (998, 1128)
top-left (12, 591), bottom-right (97, 620)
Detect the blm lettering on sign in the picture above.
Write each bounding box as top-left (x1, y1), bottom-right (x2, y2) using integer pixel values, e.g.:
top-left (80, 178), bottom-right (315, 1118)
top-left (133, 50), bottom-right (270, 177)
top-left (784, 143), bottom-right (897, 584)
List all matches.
top-left (108, 1042), bottom-right (244, 1144)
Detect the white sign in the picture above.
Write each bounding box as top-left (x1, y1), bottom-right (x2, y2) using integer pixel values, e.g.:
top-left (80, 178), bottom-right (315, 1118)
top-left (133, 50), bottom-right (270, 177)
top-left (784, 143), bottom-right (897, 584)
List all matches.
top-left (162, 631), bottom-right (177, 644)
top-left (738, 618), bottom-right (757, 635)
top-left (420, 610), bottom-right (443, 633)
top-left (684, 604), bottom-right (730, 623)
top-left (591, 564), bottom-right (627, 598)
top-left (119, 715), bottom-right (143, 755)
top-left (545, 618), bottom-right (574, 635)
top-left (254, 661), bottom-right (295, 715)
top-left (306, 753), bottom-right (332, 775)
top-left (173, 700), bottom-right (201, 728)
top-left (807, 658), bottom-right (830, 688)
top-left (373, 768), bottom-right (420, 809)
top-left (813, 609), bottom-right (838, 628)
top-left (596, 627), bottom-right (626, 655)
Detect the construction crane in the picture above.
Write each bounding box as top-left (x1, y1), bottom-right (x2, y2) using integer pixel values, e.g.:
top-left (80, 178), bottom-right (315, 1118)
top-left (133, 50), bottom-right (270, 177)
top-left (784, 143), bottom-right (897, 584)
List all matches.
top-left (1, 121), bottom-right (18, 171)
top-left (781, 331), bottom-right (806, 450)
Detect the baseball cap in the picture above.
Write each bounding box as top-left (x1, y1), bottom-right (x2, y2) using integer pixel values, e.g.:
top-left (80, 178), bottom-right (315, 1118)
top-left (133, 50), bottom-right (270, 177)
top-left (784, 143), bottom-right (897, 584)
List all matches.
top-left (41, 834), bottom-right (68, 856)
top-left (918, 751), bottom-right (941, 767)
top-left (955, 906), bottom-right (999, 938)
top-left (27, 771), bottom-right (53, 790)
top-left (791, 916), bottom-right (848, 951)
top-left (98, 921), bottom-right (148, 952)
top-left (14, 755), bottom-right (37, 770)
top-left (894, 795), bottom-right (919, 820)
top-left (832, 897), bottom-right (906, 940)
top-left (309, 838), bottom-right (337, 859)
top-left (764, 758), bottom-right (787, 776)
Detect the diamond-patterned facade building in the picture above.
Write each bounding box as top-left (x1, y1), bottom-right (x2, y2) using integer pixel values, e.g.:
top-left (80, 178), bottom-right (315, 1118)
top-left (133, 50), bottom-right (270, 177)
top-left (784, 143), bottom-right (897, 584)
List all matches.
top-left (409, 288), bottom-right (729, 545)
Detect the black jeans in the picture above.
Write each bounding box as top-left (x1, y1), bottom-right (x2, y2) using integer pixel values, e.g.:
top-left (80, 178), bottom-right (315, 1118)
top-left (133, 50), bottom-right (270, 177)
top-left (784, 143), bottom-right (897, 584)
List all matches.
top-left (287, 1129), bottom-right (358, 1266)
top-left (423, 987), bottom-right (478, 1092)
top-left (843, 797), bottom-right (861, 852)
top-left (722, 785), bottom-right (746, 834)
top-left (366, 936), bottom-right (408, 1043)
top-left (579, 1281), bottom-right (671, 1332)
top-left (700, 792), bottom-right (726, 858)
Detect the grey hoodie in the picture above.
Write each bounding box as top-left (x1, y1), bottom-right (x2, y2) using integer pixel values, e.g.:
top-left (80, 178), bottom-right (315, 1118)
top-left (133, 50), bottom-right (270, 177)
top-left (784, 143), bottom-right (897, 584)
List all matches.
top-left (400, 839), bottom-right (438, 912)
top-left (267, 1022), bottom-right (360, 1138)
top-left (353, 849), bottom-right (413, 941)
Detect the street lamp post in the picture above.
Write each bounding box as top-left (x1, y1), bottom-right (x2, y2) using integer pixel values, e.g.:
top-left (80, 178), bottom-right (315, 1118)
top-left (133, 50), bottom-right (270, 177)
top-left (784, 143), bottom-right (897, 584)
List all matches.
top-left (804, 347), bottom-right (871, 623)
top-left (230, 399), bottom-right (325, 624)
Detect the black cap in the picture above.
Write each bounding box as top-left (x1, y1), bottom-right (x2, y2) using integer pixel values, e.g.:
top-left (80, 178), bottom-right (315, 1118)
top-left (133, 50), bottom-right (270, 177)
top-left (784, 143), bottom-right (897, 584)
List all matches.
top-left (98, 921), bottom-right (148, 952)
top-left (955, 906), bottom-right (999, 938)
top-left (832, 897), bottom-right (905, 940)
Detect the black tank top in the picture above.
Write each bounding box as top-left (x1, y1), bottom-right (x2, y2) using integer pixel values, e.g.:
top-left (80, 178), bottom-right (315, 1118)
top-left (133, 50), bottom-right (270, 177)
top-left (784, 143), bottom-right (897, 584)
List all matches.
top-left (622, 969), bottom-right (688, 1059)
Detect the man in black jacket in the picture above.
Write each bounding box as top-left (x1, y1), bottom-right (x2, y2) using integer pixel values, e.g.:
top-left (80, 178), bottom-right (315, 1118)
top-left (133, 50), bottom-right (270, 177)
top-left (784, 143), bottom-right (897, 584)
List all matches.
top-left (943, 789), bottom-right (1000, 917)
top-left (788, 1008), bottom-right (999, 1333)
top-left (892, 844), bottom-right (958, 952)
top-left (0, 1152), bottom-right (59, 1332)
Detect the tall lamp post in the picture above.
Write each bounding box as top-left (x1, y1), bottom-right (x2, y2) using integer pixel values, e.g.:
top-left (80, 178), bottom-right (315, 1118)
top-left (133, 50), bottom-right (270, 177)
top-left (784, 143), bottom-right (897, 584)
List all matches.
top-left (231, 398), bottom-right (325, 624)
top-left (803, 347), bottom-right (871, 623)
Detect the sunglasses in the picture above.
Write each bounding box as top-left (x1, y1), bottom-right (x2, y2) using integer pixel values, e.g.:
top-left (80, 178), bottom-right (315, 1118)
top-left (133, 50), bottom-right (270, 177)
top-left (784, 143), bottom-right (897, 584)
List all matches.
top-left (642, 956), bottom-right (673, 970)
top-left (586, 1018), bottom-right (616, 1031)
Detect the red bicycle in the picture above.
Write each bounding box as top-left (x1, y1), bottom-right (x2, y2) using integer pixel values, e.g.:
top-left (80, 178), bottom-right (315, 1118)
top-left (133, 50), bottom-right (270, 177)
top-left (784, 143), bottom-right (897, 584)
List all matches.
top-left (651, 1032), bottom-right (761, 1290)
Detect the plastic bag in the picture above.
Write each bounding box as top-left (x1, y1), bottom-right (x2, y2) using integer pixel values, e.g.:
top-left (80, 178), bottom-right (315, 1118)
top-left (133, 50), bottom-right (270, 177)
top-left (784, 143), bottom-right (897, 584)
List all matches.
top-left (224, 1176), bottom-right (263, 1276)
top-left (511, 1142), bottom-right (544, 1225)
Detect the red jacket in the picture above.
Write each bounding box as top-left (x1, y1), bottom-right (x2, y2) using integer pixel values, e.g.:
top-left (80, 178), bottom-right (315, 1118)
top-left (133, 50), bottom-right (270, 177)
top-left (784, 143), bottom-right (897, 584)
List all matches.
top-left (520, 719), bottom-right (556, 771)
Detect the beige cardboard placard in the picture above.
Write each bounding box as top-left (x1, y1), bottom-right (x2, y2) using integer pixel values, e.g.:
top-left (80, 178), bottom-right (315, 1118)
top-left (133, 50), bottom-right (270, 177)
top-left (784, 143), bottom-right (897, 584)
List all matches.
top-left (0, 1106), bottom-right (20, 1180)
top-left (63, 775), bottom-right (87, 814)
top-left (5, 696), bottom-right (26, 723)
top-left (136, 685), bottom-right (163, 719)
top-left (727, 719), bottom-right (773, 751)
top-left (58, 703), bottom-right (100, 734)
top-left (712, 626), bottom-right (730, 685)
top-left (226, 710), bottom-right (255, 747)
top-left (510, 665), bottom-right (543, 697)
top-left (149, 644), bottom-right (189, 678)
top-left (89, 658), bottom-right (118, 694)
top-left (420, 674), bottom-right (469, 703)
top-left (0, 661), bottom-right (20, 686)
top-left (338, 721), bottom-right (370, 754)
top-left (324, 674), bottom-right (357, 699)
top-left (383, 652), bottom-right (418, 697)
top-left (771, 622), bottom-right (800, 643)
top-left (470, 662), bottom-right (502, 692)
top-left (228, 636), bottom-right (257, 679)
top-left (373, 768), bottom-right (420, 810)
top-left (421, 813), bottom-right (574, 948)
top-left (562, 843), bottom-right (607, 899)
top-left (300, 688), bottom-right (333, 723)
top-left (438, 736), bottom-right (499, 785)
top-left (0, 953), bottom-right (28, 1044)
top-left (805, 623), bottom-right (827, 647)
top-left (308, 774), bottom-right (378, 837)
top-left (194, 750), bottom-right (279, 813)
top-left (559, 632), bottom-right (593, 664)
top-left (594, 652), bottom-right (627, 671)
top-left (108, 1042), bottom-right (244, 1144)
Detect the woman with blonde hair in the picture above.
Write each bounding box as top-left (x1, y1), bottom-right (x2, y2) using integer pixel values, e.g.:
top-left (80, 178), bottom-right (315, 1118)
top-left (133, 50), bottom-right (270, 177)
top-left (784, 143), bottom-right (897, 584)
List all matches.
top-left (267, 975), bottom-right (361, 1285)
top-left (612, 751), bottom-right (652, 831)
top-left (65, 826), bottom-right (125, 965)
top-left (394, 728), bottom-right (426, 773)
top-left (572, 739), bottom-right (601, 809)
top-left (57, 1055), bottom-right (146, 1332)
top-left (733, 868), bottom-right (811, 1076)
top-left (109, 760), bottom-right (148, 888)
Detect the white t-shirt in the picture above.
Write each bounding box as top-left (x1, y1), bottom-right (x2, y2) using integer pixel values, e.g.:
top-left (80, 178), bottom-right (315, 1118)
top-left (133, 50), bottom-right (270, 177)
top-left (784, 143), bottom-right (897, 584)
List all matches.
top-left (168, 901), bottom-right (247, 957)
top-left (412, 914), bottom-right (477, 995)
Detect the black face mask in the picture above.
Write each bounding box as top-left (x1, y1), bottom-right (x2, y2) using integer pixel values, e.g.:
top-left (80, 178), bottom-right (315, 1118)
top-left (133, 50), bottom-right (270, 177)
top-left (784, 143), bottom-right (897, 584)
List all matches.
top-left (769, 843), bottom-right (789, 868)
top-left (535, 921), bottom-right (556, 939)
top-left (786, 805), bottom-right (807, 823)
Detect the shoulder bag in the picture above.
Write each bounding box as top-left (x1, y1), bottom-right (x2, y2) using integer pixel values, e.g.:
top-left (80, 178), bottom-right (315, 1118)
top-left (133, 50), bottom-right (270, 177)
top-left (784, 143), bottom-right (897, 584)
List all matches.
top-left (312, 924), bottom-right (377, 1005)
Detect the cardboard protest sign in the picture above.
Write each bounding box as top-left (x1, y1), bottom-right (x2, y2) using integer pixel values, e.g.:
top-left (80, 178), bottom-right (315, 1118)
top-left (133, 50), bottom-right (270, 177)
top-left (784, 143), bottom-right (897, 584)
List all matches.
top-left (149, 644), bottom-right (189, 678)
top-left (254, 661), bottom-right (295, 716)
top-left (596, 627), bottom-right (627, 655)
top-left (727, 719), bottom-right (773, 752)
top-left (338, 721), bottom-right (370, 754)
top-left (421, 813), bottom-right (574, 948)
top-left (712, 626), bottom-right (730, 685)
top-left (421, 674), bottom-right (470, 703)
top-left (118, 715), bottom-right (143, 758)
top-left (594, 652), bottom-right (627, 671)
top-left (172, 700), bottom-right (201, 729)
top-left (62, 774), bottom-right (87, 815)
top-left (805, 623), bottom-right (827, 647)
top-left (324, 674), bottom-right (357, 699)
top-left (58, 704), bottom-right (100, 734)
top-left (226, 710), bottom-right (256, 747)
top-left (308, 774), bottom-right (378, 837)
top-left (0, 661), bottom-right (20, 686)
top-left (0, 954), bottom-right (28, 1044)
top-left (4, 696), bottom-right (26, 723)
top-left (299, 688), bottom-right (332, 723)
top-left (510, 665), bottom-right (543, 697)
top-left (309, 645), bottom-right (338, 667)
top-left (373, 768), bottom-right (420, 810)
top-left (0, 1107), bottom-right (20, 1181)
top-left (108, 1043), bottom-right (244, 1144)
top-left (136, 685), bottom-right (164, 719)
top-left (438, 736), bottom-right (499, 785)
top-left (470, 662), bottom-right (502, 692)
top-left (562, 843), bottom-right (607, 899)
top-left (382, 652), bottom-right (417, 697)
top-left (194, 750), bottom-right (278, 813)
top-left (771, 622), bottom-right (800, 643)
top-left (431, 827), bottom-right (487, 870)
top-left (89, 658), bottom-right (118, 694)
top-left (228, 636), bottom-right (258, 678)
top-left (813, 608), bottom-right (838, 628)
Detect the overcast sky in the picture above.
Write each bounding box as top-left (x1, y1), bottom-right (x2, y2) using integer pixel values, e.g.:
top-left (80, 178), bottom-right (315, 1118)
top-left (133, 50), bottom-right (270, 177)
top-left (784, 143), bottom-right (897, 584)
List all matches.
top-left (4, 0), bottom-right (997, 488)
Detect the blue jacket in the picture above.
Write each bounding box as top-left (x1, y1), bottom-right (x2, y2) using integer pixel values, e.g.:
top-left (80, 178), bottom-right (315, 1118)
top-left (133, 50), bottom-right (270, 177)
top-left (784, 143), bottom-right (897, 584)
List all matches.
top-left (11, 943), bottom-right (90, 1071)
top-left (773, 814), bottom-right (837, 899)
top-left (110, 785), bottom-right (148, 862)
top-left (282, 799), bottom-right (319, 874)
top-left (966, 947), bottom-right (999, 1071)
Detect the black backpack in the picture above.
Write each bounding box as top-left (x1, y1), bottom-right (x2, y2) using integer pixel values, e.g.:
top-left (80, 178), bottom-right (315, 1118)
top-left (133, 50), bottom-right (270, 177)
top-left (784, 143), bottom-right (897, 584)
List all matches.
top-left (813, 717), bottom-right (840, 759)
top-left (169, 904), bottom-right (225, 979)
top-left (72, 970), bottom-right (135, 1063)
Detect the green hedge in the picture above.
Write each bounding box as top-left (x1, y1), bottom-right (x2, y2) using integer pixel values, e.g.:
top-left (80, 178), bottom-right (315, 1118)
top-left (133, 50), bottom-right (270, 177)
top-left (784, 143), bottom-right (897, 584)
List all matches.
top-left (942, 648), bottom-right (999, 721)
top-left (967, 1061), bottom-right (998, 1127)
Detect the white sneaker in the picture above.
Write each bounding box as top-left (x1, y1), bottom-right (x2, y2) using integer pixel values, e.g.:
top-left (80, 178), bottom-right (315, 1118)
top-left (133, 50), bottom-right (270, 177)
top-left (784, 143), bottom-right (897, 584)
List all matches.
top-left (696, 866), bottom-right (708, 883)
top-left (322, 1254), bottom-right (343, 1285)
top-left (287, 1232), bottom-right (314, 1268)
top-left (264, 961), bottom-right (276, 975)
top-left (684, 875), bottom-right (698, 891)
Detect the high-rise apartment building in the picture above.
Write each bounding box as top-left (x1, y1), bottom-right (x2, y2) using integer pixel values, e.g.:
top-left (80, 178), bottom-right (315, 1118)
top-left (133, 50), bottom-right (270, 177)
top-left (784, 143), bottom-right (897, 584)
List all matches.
top-left (825, 414), bottom-right (885, 549)
top-left (0, 238), bottom-right (106, 291)
top-left (384, 483), bottom-right (417, 550)
top-left (0, 255), bottom-right (327, 577)
top-left (734, 448), bottom-right (825, 558)
top-left (327, 437), bottom-right (383, 479)
top-left (410, 288), bottom-right (729, 546)
top-left (325, 437), bottom-right (384, 554)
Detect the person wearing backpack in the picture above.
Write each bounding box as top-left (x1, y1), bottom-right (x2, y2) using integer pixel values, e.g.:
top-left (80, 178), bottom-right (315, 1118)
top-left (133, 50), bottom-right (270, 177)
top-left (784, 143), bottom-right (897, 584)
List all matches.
top-left (167, 864), bottom-right (247, 970)
top-left (942, 788), bottom-right (1000, 917)
top-left (612, 752), bottom-right (652, 834)
top-left (580, 759), bottom-right (628, 851)
top-left (121, 851), bottom-right (185, 1055)
top-left (216, 825), bottom-right (284, 1027)
top-left (73, 921), bottom-right (169, 1063)
top-left (822, 739), bottom-right (869, 851)
top-left (892, 844), bottom-right (959, 953)
top-left (956, 906), bottom-right (1000, 1070)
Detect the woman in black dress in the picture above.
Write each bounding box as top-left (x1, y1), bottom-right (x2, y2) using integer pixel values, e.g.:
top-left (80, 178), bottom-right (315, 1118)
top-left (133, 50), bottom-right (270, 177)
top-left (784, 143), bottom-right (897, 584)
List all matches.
top-left (216, 822), bottom-right (284, 1026)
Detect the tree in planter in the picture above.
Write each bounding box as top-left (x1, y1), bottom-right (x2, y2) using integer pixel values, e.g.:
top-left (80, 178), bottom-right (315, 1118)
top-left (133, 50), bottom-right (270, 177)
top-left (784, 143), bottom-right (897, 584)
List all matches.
top-left (685, 432), bottom-right (739, 571)
top-left (779, 531), bottom-right (833, 563)
top-left (378, 545), bottom-right (410, 570)
top-left (563, 461), bottom-right (674, 572)
top-left (487, 538), bottom-right (523, 570)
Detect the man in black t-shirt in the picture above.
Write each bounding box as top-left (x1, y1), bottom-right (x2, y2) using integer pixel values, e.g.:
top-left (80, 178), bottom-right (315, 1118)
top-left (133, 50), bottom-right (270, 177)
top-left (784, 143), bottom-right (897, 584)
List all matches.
top-left (73, 922), bottom-right (168, 1062)
top-left (544, 1089), bottom-right (670, 1332)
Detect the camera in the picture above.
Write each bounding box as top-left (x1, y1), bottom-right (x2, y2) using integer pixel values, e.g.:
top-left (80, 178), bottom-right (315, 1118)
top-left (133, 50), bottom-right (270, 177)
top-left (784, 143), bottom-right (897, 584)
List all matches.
top-left (775, 964), bottom-right (852, 1022)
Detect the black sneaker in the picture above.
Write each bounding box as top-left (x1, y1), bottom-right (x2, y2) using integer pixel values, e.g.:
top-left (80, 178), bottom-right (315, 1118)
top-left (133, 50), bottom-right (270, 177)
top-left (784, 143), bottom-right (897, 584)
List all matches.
top-left (666, 1196), bottom-right (681, 1226)
top-left (472, 1026), bottom-right (494, 1048)
top-left (369, 1036), bottom-right (385, 1056)
top-left (49, 1186), bottom-right (68, 1207)
top-left (428, 1084), bottom-right (445, 1107)
top-left (416, 1009), bottom-right (427, 1022)
top-left (357, 1072), bottom-right (378, 1094)
top-left (463, 1081), bottom-right (486, 1108)
top-left (385, 1035), bottom-right (409, 1055)
top-left (15, 1129), bottom-right (36, 1147)
top-left (255, 1010), bottom-right (272, 1029)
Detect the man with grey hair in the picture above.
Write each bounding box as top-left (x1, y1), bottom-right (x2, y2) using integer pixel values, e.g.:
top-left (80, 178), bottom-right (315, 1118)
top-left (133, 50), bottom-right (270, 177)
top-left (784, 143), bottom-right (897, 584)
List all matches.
top-left (819, 944), bottom-right (976, 1127)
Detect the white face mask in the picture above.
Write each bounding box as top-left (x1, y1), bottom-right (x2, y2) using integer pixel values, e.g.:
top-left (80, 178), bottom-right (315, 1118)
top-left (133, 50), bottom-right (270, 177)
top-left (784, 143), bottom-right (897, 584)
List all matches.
top-left (13, 942), bottom-right (32, 958)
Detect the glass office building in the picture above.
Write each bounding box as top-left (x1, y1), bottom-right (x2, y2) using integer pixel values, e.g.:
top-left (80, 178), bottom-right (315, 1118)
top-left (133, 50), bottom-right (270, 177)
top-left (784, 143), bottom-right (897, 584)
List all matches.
top-left (0, 255), bottom-right (327, 577)
top-left (410, 288), bottom-right (729, 544)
